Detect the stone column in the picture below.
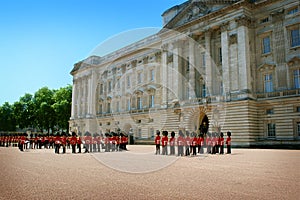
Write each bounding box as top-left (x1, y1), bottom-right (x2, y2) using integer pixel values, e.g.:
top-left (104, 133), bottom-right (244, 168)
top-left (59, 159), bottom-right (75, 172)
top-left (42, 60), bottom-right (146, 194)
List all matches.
top-left (71, 79), bottom-right (76, 119)
top-left (189, 36), bottom-right (196, 99)
top-left (173, 40), bottom-right (183, 100)
top-left (237, 17), bottom-right (252, 92)
top-left (161, 44), bottom-right (168, 108)
top-left (205, 30), bottom-right (212, 96)
top-left (221, 23), bottom-right (230, 96)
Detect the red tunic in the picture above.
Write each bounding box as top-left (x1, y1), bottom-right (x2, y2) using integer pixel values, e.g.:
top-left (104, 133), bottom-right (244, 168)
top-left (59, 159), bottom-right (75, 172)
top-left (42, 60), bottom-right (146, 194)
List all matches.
top-left (219, 137), bottom-right (224, 146)
top-left (206, 137), bottom-right (211, 146)
top-left (177, 136), bottom-right (185, 146)
top-left (70, 136), bottom-right (77, 145)
top-left (226, 137), bottom-right (231, 145)
top-left (185, 136), bottom-right (191, 146)
top-left (161, 136), bottom-right (168, 147)
top-left (155, 135), bottom-right (161, 145)
top-left (54, 136), bottom-right (61, 144)
top-left (169, 137), bottom-right (175, 146)
top-left (92, 137), bottom-right (98, 145)
top-left (198, 137), bottom-right (204, 146)
top-left (77, 137), bottom-right (82, 144)
top-left (61, 136), bottom-right (67, 145)
top-left (192, 137), bottom-right (198, 146)
top-left (84, 136), bottom-right (92, 144)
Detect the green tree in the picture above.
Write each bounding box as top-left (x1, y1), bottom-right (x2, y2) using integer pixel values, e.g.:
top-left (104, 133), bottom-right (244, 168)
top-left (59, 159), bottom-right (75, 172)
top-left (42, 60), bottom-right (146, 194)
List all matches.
top-left (33, 87), bottom-right (55, 133)
top-left (52, 85), bottom-right (72, 132)
top-left (13, 93), bottom-right (35, 129)
top-left (0, 102), bottom-right (16, 131)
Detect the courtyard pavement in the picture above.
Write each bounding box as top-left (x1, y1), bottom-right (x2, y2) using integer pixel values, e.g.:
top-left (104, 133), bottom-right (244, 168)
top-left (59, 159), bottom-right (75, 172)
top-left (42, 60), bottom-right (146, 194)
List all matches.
top-left (0, 145), bottom-right (299, 200)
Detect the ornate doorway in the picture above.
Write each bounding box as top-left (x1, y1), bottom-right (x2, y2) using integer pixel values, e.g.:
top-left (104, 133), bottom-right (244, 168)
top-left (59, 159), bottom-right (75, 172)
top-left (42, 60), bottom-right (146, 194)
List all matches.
top-left (199, 115), bottom-right (209, 134)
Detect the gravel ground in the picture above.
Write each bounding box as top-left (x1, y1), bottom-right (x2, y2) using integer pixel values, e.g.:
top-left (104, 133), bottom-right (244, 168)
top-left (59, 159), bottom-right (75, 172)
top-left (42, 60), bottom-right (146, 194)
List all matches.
top-left (0, 146), bottom-right (299, 200)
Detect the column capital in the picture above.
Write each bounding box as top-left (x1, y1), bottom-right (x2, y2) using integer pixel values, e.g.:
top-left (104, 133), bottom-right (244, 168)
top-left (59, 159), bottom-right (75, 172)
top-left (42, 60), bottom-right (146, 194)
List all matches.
top-left (220, 22), bottom-right (230, 32)
top-left (235, 15), bottom-right (254, 28)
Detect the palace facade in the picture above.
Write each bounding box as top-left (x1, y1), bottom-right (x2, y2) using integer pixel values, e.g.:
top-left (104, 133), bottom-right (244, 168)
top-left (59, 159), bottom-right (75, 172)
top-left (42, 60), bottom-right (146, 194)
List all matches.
top-left (70, 0), bottom-right (300, 147)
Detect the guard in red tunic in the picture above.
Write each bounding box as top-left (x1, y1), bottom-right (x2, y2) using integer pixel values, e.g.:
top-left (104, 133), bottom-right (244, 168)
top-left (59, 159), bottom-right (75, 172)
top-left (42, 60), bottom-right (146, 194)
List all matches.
top-left (97, 133), bottom-right (102, 152)
top-left (84, 132), bottom-right (92, 153)
top-left (198, 133), bottom-right (204, 154)
top-left (206, 133), bottom-right (212, 154)
top-left (191, 132), bottom-right (198, 156)
top-left (169, 131), bottom-right (175, 155)
top-left (77, 132), bottom-right (82, 153)
top-left (185, 131), bottom-right (191, 156)
top-left (177, 130), bottom-right (185, 156)
top-left (161, 131), bottom-right (168, 155)
top-left (104, 133), bottom-right (110, 152)
top-left (61, 132), bottom-right (67, 154)
top-left (219, 132), bottom-right (224, 154)
top-left (155, 130), bottom-right (161, 155)
top-left (70, 132), bottom-right (77, 154)
top-left (226, 131), bottom-right (231, 154)
top-left (54, 132), bottom-right (61, 154)
top-left (92, 133), bottom-right (98, 153)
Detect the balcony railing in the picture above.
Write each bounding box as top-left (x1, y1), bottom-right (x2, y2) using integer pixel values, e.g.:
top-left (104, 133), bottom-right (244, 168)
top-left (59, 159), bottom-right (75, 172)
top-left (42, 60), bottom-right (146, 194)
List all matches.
top-left (256, 89), bottom-right (300, 99)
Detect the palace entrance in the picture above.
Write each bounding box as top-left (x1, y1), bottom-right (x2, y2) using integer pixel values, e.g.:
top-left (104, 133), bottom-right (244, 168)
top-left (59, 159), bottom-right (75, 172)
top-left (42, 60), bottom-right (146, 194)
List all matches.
top-left (199, 115), bottom-right (209, 134)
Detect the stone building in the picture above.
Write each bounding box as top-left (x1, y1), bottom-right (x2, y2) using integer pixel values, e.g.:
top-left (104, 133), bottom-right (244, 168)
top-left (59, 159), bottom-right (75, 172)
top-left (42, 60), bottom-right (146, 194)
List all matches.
top-left (70, 0), bottom-right (300, 147)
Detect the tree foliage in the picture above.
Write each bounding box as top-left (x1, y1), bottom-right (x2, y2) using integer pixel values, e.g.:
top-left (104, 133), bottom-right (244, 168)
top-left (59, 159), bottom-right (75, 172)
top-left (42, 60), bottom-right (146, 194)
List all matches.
top-left (0, 85), bottom-right (72, 133)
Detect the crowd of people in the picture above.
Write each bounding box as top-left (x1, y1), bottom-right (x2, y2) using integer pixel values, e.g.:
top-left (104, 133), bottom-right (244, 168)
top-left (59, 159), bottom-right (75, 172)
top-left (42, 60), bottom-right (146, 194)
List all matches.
top-left (155, 130), bottom-right (232, 156)
top-left (0, 129), bottom-right (232, 156)
top-left (0, 131), bottom-right (129, 154)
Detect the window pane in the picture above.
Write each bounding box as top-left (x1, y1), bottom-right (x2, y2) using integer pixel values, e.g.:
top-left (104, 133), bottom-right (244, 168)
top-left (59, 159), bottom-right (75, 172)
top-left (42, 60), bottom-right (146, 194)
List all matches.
top-left (294, 69), bottom-right (300, 89)
top-left (297, 122), bottom-right (300, 137)
top-left (264, 74), bottom-right (273, 92)
top-left (263, 36), bottom-right (271, 54)
top-left (267, 123), bottom-right (276, 137)
top-left (291, 29), bottom-right (300, 47)
top-left (202, 84), bottom-right (206, 97)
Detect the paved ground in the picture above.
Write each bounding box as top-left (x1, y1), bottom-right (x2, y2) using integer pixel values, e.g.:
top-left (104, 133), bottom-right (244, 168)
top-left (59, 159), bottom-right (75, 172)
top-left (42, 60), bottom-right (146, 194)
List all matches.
top-left (0, 146), bottom-right (299, 200)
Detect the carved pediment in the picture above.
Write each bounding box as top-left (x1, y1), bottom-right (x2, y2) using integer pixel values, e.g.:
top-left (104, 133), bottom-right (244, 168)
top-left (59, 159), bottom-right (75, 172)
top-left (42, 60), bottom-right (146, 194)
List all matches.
top-left (258, 63), bottom-right (276, 71)
top-left (287, 56), bottom-right (300, 67)
top-left (163, 0), bottom-right (240, 29)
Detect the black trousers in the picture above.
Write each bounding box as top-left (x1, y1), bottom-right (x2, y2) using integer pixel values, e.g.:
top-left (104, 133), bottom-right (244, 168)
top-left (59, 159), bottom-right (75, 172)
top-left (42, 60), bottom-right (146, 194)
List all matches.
top-left (72, 144), bottom-right (76, 153)
top-left (155, 144), bottom-right (160, 155)
top-left (178, 146), bottom-right (184, 156)
top-left (185, 145), bottom-right (190, 156)
top-left (220, 145), bottom-right (224, 154)
top-left (192, 146), bottom-right (197, 155)
top-left (77, 143), bottom-right (81, 153)
top-left (162, 146), bottom-right (168, 155)
top-left (170, 146), bottom-right (175, 155)
top-left (227, 145), bottom-right (231, 154)
top-left (55, 144), bottom-right (60, 154)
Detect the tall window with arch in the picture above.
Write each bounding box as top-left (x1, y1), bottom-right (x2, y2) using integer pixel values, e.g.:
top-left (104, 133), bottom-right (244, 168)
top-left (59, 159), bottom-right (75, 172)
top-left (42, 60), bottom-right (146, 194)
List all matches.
top-left (293, 69), bottom-right (300, 89)
top-left (149, 95), bottom-right (154, 108)
top-left (264, 74), bottom-right (273, 92)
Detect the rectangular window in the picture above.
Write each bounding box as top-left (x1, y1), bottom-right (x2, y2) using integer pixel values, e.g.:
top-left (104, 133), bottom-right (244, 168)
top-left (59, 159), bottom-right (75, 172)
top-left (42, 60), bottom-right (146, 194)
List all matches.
top-left (202, 52), bottom-right (206, 68)
top-left (294, 69), bottom-right (300, 89)
top-left (297, 106), bottom-right (300, 112)
top-left (137, 72), bottom-right (142, 84)
top-left (260, 17), bottom-right (269, 24)
top-left (116, 102), bottom-right (120, 112)
top-left (150, 128), bottom-right (154, 139)
top-left (266, 109), bottom-right (274, 115)
top-left (297, 122), bottom-right (300, 137)
top-left (149, 95), bottom-right (154, 108)
top-left (138, 128), bottom-right (142, 138)
top-left (117, 79), bottom-right (120, 89)
top-left (100, 84), bottom-right (103, 95)
top-left (219, 47), bottom-right (222, 63)
top-left (108, 81), bottom-right (112, 92)
top-left (267, 123), bottom-right (276, 137)
top-left (202, 84), bottom-right (206, 97)
top-left (107, 103), bottom-right (111, 113)
top-left (291, 29), bottom-right (300, 47)
top-left (150, 69), bottom-right (155, 81)
top-left (264, 74), bottom-right (273, 92)
top-left (262, 36), bottom-right (271, 54)
top-left (186, 57), bottom-right (190, 72)
top-left (127, 76), bottom-right (131, 88)
top-left (99, 104), bottom-right (102, 114)
top-left (288, 7), bottom-right (299, 15)
top-left (137, 97), bottom-right (142, 110)
top-left (127, 99), bottom-right (131, 111)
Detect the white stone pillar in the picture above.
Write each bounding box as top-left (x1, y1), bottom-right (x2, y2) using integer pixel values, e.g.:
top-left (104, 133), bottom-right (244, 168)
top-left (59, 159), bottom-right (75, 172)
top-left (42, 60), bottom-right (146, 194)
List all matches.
top-left (221, 24), bottom-right (230, 96)
top-left (237, 18), bottom-right (252, 92)
top-left (189, 37), bottom-right (196, 99)
top-left (205, 30), bottom-right (212, 96)
top-left (173, 40), bottom-right (183, 100)
top-left (161, 45), bottom-right (168, 107)
top-left (71, 79), bottom-right (76, 119)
